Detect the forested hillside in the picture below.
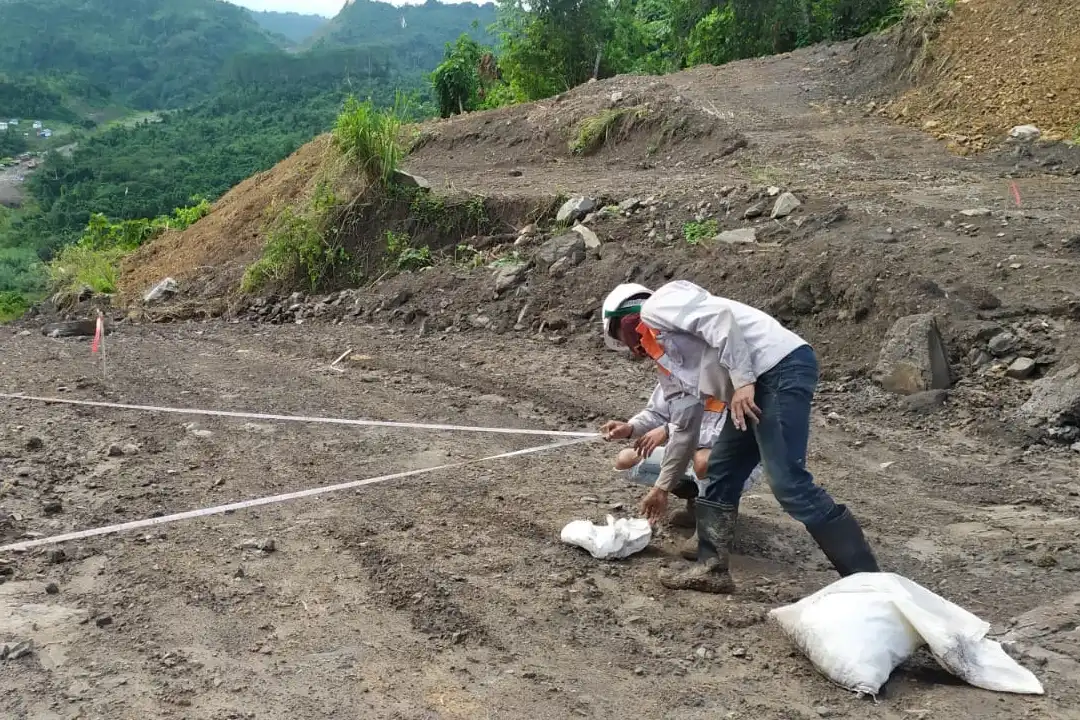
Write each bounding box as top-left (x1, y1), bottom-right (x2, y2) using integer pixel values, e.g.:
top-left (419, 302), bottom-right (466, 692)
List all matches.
top-left (0, 0), bottom-right (279, 110)
top-left (310, 0), bottom-right (497, 71)
top-left (248, 9), bottom-right (330, 46)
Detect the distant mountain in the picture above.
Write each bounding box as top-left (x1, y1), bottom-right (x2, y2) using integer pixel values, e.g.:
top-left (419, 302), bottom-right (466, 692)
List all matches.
top-left (248, 10), bottom-right (330, 46)
top-left (0, 0), bottom-right (280, 110)
top-left (310, 0), bottom-right (498, 71)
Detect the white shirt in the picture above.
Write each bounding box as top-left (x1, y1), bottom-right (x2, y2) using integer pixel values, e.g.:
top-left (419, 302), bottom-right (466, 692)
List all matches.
top-left (641, 279), bottom-right (808, 397)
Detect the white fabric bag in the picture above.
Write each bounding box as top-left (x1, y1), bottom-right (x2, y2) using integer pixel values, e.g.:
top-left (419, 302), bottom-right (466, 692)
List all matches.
top-left (770, 572), bottom-right (1044, 697)
top-left (560, 515), bottom-right (652, 560)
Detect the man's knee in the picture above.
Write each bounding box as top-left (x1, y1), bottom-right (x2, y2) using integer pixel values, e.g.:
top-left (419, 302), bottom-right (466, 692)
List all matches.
top-left (765, 464), bottom-right (835, 527)
top-left (614, 448), bottom-right (638, 470)
top-left (692, 451), bottom-right (709, 479)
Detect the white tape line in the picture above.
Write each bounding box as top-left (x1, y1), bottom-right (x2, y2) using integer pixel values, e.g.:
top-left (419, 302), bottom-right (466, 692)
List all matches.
top-left (0, 394), bottom-right (598, 439)
top-left (0, 436), bottom-right (598, 553)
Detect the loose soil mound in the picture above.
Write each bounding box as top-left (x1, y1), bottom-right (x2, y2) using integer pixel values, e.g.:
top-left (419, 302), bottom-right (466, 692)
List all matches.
top-left (410, 75), bottom-right (747, 171)
top-left (118, 136), bottom-right (334, 301)
top-left (891, 0), bottom-right (1080, 150)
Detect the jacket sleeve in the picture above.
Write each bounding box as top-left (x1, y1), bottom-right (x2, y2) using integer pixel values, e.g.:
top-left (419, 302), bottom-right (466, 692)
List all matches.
top-left (653, 395), bottom-right (703, 492)
top-left (642, 282), bottom-right (757, 389)
top-left (627, 383), bottom-right (669, 438)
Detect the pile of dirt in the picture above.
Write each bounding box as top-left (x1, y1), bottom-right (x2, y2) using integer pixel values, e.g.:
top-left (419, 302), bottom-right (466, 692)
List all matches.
top-left (118, 135), bottom-right (334, 302)
top-left (888, 0), bottom-right (1080, 151)
top-left (409, 75), bottom-right (748, 173)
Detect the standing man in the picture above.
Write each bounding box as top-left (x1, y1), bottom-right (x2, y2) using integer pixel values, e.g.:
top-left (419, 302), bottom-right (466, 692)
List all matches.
top-left (601, 280), bottom-right (879, 594)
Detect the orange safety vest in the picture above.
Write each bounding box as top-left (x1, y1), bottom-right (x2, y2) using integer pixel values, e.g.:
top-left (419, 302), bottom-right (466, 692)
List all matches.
top-left (636, 322), bottom-right (727, 414)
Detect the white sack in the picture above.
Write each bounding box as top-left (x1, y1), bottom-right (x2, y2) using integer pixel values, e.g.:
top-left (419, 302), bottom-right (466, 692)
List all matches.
top-left (770, 572), bottom-right (1044, 697)
top-left (560, 515), bottom-right (652, 560)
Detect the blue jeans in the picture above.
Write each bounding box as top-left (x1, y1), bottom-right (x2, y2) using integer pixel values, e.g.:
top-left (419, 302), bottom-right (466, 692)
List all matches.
top-left (702, 344), bottom-right (838, 528)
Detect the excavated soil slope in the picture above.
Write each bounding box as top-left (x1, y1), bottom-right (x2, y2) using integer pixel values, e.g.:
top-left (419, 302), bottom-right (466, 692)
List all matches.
top-left (893, 0), bottom-right (1080, 149)
top-left (6, 19), bottom-right (1080, 720)
top-left (120, 136), bottom-right (335, 302)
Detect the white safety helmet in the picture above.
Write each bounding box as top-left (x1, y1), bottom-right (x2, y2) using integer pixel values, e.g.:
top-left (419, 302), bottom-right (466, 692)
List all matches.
top-left (601, 283), bottom-right (653, 351)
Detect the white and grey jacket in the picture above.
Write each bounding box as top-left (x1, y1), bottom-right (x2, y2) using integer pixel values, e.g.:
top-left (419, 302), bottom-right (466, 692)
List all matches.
top-left (638, 280), bottom-right (808, 491)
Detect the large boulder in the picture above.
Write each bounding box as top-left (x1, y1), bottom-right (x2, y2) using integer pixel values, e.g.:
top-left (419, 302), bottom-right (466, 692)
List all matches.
top-left (534, 233), bottom-right (585, 273)
top-left (556, 197), bottom-right (597, 224)
top-left (1017, 364), bottom-right (1080, 440)
top-left (873, 314), bottom-right (952, 395)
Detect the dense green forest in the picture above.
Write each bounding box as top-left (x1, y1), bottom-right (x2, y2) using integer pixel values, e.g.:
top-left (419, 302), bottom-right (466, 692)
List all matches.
top-left (248, 10), bottom-right (329, 46)
top-left (309, 0), bottom-right (498, 70)
top-left (0, 0), bottom-right (909, 313)
top-left (0, 0), bottom-right (279, 111)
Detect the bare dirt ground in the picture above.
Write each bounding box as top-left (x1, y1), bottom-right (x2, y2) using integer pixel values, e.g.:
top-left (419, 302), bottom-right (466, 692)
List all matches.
top-left (7, 15), bottom-right (1080, 720)
top-left (3, 322), bottom-right (1080, 720)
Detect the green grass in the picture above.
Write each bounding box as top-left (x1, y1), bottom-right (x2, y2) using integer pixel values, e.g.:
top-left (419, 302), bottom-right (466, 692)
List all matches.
top-left (569, 106), bottom-right (647, 156)
top-left (47, 244), bottom-right (129, 294)
top-left (242, 186), bottom-right (347, 293)
top-left (333, 96), bottom-right (406, 186)
top-left (683, 219), bottom-right (718, 246)
top-left (46, 200), bottom-right (210, 296)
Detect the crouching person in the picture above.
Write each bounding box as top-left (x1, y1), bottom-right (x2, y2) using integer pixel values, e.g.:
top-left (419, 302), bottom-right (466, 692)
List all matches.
top-left (602, 384), bottom-right (764, 555)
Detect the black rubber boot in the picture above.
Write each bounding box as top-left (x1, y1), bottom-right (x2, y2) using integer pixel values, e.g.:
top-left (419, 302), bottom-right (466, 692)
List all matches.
top-left (808, 504), bottom-right (880, 577)
top-left (668, 478), bottom-right (699, 529)
top-left (659, 499), bottom-right (737, 594)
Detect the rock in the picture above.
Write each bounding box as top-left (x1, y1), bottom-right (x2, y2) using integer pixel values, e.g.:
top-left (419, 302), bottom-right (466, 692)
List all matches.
top-left (766, 186), bottom-right (781, 197)
top-left (1017, 365), bottom-right (1080, 431)
top-left (492, 262), bottom-right (528, 293)
top-left (988, 332), bottom-right (1018, 356)
top-left (959, 208), bottom-right (992, 218)
top-left (716, 228), bottom-right (757, 244)
top-left (45, 582), bottom-right (59, 595)
top-left (41, 319), bottom-right (102, 338)
top-left (1, 640), bottom-right (34, 661)
top-left (24, 437), bottom-right (43, 451)
top-left (770, 192), bottom-right (801, 219)
top-left (95, 615), bottom-right (113, 628)
top-left (46, 549), bottom-right (66, 564)
top-left (241, 538), bottom-right (276, 553)
top-left (873, 314), bottom-right (952, 395)
top-left (391, 169), bottom-right (430, 190)
top-left (42, 499), bottom-right (63, 515)
top-left (535, 233), bottom-right (586, 272)
top-left (1009, 125), bottom-right (1041, 142)
top-left (969, 348), bottom-right (993, 368)
top-left (572, 224), bottom-right (602, 250)
top-left (743, 202), bottom-right (764, 219)
top-left (556, 197), bottom-right (597, 224)
top-left (107, 443), bottom-right (125, 457)
top-left (518, 223), bottom-right (537, 237)
top-left (1007, 357), bottom-right (1037, 380)
top-left (901, 389), bottom-right (949, 414)
top-left (143, 277), bottom-right (178, 304)
top-left (618, 198), bottom-right (641, 212)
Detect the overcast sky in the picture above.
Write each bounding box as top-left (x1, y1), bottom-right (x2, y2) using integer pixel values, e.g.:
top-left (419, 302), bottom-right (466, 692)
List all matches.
top-left (229, 0), bottom-right (479, 18)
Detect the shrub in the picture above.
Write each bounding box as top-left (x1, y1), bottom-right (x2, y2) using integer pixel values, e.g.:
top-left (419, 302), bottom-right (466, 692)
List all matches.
top-left (333, 96), bottom-right (405, 186)
top-left (683, 219), bottom-right (718, 245)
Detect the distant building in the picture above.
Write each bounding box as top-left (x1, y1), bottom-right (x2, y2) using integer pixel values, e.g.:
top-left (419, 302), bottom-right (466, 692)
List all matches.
top-left (8, 119), bottom-right (18, 126)
top-left (40, 129), bottom-right (53, 138)
top-left (0, 122), bottom-right (8, 132)
top-left (32, 121), bottom-right (42, 130)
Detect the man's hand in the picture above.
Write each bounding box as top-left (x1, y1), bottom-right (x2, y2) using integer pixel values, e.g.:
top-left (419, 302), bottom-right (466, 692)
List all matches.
top-left (730, 384), bottom-right (761, 431)
top-left (639, 487), bottom-right (670, 525)
top-left (600, 420), bottom-right (633, 440)
top-left (634, 426), bottom-right (667, 458)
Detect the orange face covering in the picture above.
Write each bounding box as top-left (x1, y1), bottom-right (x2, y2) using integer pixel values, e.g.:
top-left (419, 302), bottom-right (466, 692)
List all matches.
top-left (618, 314), bottom-right (647, 357)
